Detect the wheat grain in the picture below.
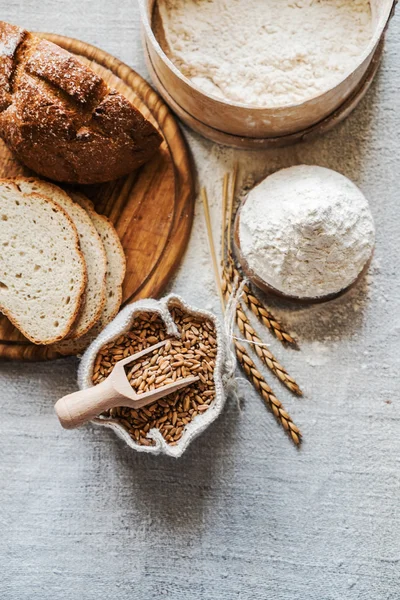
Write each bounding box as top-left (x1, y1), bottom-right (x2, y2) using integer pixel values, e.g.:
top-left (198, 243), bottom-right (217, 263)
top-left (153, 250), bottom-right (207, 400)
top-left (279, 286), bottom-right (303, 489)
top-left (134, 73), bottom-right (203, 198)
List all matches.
top-left (93, 307), bottom-right (217, 445)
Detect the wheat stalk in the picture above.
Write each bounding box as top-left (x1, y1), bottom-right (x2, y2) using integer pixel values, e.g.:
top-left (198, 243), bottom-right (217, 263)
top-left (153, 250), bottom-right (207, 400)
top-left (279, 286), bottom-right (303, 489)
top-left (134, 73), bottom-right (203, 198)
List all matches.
top-left (217, 171), bottom-right (302, 445)
top-left (227, 163), bottom-right (238, 255)
top-left (234, 340), bottom-right (301, 445)
top-left (221, 173), bottom-right (230, 267)
top-left (235, 306), bottom-right (302, 396)
top-left (201, 187), bottom-right (226, 313)
top-left (225, 254), bottom-right (297, 346)
top-left (221, 267), bottom-right (301, 395)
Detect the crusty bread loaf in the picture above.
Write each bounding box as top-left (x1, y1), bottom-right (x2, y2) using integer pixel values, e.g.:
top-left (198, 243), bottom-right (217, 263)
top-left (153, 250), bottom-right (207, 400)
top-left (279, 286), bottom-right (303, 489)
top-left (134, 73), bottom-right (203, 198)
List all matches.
top-left (0, 181), bottom-right (86, 344)
top-left (0, 21), bottom-right (162, 184)
top-left (53, 191), bottom-right (126, 356)
top-left (14, 178), bottom-right (107, 339)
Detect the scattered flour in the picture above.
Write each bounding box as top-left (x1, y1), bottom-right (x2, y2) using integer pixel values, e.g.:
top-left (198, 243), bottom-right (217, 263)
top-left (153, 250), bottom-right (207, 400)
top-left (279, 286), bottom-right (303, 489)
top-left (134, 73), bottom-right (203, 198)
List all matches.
top-left (303, 341), bottom-right (333, 366)
top-left (239, 165), bottom-right (375, 299)
top-left (156, 0), bottom-right (372, 107)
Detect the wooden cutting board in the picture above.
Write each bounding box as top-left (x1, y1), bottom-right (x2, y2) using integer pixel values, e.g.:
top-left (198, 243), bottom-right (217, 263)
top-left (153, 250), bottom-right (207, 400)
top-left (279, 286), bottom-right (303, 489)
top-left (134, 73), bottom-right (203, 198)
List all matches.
top-left (0, 34), bottom-right (195, 361)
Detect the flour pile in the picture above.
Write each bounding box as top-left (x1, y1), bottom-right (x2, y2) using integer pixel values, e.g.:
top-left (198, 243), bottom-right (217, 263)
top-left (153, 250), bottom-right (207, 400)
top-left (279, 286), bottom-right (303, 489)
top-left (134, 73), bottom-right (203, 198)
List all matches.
top-left (156, 0), bottom-right (372, 107)
top-left (239, 165), bottom-right (375, 299)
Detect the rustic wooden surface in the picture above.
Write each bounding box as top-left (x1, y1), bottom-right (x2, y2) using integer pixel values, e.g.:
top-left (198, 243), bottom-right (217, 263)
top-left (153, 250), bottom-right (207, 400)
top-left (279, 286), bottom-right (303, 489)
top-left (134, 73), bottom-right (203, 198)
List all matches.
top-left (0, 34), bottom-right (195, 361)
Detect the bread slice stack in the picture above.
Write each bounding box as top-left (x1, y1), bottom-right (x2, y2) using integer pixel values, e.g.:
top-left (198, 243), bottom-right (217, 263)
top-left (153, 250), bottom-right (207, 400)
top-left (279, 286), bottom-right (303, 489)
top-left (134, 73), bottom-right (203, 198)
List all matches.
top-left (0, 178), bottom-right (126, 353)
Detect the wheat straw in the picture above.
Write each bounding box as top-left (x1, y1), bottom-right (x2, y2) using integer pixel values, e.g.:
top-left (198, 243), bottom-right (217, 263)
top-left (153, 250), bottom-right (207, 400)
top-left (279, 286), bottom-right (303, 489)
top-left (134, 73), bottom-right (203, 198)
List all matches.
top-left (201, 187), bottom-right (226, 312)
top-left (221, 173), bottom-right (230, 265)
top-left (227, 162), bottom-right (238, 254)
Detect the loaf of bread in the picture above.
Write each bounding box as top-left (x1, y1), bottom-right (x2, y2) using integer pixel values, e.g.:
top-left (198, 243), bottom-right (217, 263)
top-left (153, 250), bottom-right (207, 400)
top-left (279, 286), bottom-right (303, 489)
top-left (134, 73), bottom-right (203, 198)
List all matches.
top-left (0, 21), bottom-right (162, 184)
top-left (0, 181), bottom-right (87, 344)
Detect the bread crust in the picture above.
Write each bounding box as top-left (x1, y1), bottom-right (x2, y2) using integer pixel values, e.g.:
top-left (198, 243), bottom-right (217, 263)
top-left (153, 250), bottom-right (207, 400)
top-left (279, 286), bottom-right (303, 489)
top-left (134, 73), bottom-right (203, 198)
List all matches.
top-left (72, 191), bottom-right (126, 321)
top-left (0, 181), bottom-right (87, 344)
top-left (14, 177), bottom-right (108, 339)
top-left (0, 22), bottom-right (162, 183)
top-left (52, 191), bottom-right (127, 356)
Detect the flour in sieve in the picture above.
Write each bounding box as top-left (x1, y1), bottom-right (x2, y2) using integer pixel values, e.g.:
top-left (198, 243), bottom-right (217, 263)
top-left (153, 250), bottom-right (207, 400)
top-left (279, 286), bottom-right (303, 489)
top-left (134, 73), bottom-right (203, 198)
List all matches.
top-left (156, 0), bottom-right (372, 108)
top-left (239, 165), bottom-right (375, 299)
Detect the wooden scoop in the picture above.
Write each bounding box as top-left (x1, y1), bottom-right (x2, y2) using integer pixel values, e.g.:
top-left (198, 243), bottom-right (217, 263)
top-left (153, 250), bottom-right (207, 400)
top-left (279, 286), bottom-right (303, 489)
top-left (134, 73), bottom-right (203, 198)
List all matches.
top-left (54, 340), bottom-right (199, 429)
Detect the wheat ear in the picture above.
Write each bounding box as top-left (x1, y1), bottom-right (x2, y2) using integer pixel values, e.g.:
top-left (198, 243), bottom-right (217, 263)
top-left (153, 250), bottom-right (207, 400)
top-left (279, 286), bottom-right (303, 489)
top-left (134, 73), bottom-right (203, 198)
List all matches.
top-left (235, 306), bottom-right (302, 395)
top-left (234, 340), bottom-right (301, 445)
top-left (225, 254), bottom-right (297, 346)
top-left (219, 172), bottom-right (302, 444)
top-left (221, 267), bottom-right (301, 395)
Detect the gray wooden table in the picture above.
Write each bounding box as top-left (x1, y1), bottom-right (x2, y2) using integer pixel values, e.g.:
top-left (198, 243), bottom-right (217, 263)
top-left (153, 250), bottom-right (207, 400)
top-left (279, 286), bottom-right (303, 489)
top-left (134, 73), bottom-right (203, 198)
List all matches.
top-left (1, 3), bottom-right (400, 599)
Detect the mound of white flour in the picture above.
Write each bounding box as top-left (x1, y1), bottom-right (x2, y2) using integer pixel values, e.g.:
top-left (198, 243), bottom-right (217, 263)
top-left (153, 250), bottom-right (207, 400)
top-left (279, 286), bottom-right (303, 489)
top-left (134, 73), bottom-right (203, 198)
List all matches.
top-left (157, 0), bottom-right (372, 107)
top-left (239, 165), bottom-right (375, 299)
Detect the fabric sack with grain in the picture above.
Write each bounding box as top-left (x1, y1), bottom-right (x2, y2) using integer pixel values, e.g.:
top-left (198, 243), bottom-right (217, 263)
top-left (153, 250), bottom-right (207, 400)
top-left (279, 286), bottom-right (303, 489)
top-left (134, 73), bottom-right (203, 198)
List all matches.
top-left (0, 21), bottom-right (162, 184)
top-left (78, 295), bottom-right (231, 457)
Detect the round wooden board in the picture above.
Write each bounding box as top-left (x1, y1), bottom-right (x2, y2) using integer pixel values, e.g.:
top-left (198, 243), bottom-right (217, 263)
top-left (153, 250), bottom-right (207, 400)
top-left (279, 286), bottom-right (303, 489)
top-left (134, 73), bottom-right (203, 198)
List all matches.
top-left (0, 34), bottom-right (195, 361)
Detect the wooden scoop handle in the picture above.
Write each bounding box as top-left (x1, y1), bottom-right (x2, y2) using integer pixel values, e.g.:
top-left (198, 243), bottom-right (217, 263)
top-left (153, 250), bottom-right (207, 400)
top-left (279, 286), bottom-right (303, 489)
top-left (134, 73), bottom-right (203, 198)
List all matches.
top-left (55, 378), bottom-right (121, 429)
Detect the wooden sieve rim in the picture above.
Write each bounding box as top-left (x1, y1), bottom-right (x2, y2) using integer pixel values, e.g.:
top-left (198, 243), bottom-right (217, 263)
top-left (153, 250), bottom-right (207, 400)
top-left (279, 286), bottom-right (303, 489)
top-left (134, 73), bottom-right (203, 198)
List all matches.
top-left (144, 37), bottom-right (384, 149)
top-left (140, 0), bottom-right (396, 112)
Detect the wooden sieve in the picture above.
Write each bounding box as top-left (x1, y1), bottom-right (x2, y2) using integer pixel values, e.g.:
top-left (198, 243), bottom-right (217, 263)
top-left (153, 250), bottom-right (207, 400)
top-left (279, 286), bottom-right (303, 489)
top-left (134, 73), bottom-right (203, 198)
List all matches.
top-left (140, 0), bottom-right (396, 148)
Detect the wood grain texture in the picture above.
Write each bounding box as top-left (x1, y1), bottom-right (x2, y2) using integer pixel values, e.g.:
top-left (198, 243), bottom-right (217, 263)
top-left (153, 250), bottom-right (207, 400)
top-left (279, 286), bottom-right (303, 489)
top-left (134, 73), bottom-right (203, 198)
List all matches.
top-left (0, 34), bottom-right (195, 360)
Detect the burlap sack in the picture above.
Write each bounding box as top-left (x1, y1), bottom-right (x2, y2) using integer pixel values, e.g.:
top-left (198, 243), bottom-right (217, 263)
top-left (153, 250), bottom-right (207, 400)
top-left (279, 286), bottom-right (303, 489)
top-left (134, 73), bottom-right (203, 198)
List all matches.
top-left (78, 295), bottom-right (231, 457)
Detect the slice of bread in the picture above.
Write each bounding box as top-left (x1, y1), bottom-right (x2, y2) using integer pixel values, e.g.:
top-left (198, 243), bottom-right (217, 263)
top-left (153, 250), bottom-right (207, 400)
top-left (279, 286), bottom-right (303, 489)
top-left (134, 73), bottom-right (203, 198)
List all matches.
top-left (53, 192), bottom-right (126, 356)
top-left (0, 181), bottom-right (86, 344)
top-left (72, 192), bottom-right (126, 320)
top-left (14, 178), bottom-right (107, 339)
